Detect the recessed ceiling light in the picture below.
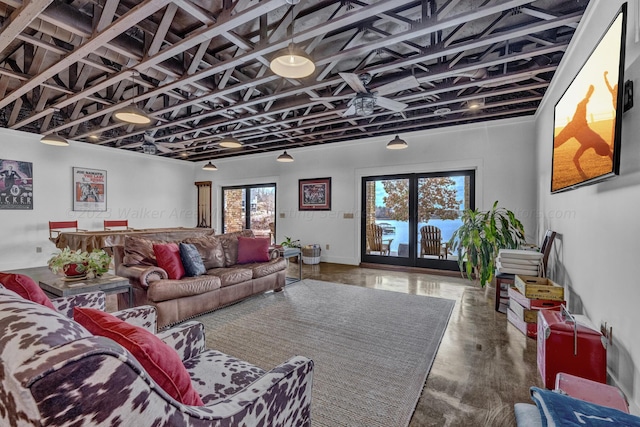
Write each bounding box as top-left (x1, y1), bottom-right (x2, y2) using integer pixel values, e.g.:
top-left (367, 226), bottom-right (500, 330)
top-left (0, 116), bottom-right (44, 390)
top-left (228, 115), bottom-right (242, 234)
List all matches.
top-left (434, 107), bottom-right (452, 116)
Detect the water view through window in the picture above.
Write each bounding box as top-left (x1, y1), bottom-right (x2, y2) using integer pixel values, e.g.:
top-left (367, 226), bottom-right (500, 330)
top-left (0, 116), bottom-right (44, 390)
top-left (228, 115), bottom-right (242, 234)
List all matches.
top-left (362, 171), bottom-right (474, 269)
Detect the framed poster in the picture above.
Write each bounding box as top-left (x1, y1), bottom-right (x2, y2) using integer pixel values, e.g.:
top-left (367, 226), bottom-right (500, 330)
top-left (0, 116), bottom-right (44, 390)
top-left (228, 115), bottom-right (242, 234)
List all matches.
top-left (73, 167), bottom-right (107, 211)
top-left (0, 159), bottom-right (33, 210)
top-left (299, 177), bottom-right (331, 211)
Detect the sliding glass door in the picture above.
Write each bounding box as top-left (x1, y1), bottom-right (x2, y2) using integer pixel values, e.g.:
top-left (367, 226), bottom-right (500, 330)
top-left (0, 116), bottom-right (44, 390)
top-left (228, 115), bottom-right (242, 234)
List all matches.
top-left (361, 171), bottom-right (475, 270)
top-left (222, 184), bottom-right (276, 241)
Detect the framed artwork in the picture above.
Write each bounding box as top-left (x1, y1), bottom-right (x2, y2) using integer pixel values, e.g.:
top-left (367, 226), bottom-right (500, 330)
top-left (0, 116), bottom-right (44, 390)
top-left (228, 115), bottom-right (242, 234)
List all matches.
top-left (0, 159), bottom-right (33, 210)
top-left (299, 177), bottom-right (331, 211)
top-left (73, 167), bottom-right (107, 211)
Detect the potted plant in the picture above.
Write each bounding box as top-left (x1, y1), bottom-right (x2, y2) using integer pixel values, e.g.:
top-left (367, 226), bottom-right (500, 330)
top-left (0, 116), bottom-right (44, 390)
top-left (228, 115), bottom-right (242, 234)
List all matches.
top-left (48, 247), bottom-right (112, 278)
top-left (280, 236), bottom-right (301, 249)
top-left (448, 201), bottom-right (525, 287)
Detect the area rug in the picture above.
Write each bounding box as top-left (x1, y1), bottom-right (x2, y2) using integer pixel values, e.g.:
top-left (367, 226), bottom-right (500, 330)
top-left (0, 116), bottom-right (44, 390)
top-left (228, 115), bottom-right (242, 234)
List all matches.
top-left (197, 279), bottom-right (455, 427)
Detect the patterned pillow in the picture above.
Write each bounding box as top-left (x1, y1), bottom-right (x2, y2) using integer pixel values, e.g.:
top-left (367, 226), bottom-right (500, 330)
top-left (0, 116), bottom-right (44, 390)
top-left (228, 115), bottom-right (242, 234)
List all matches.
top-left (122, 236), bottom-right (157, 266)
top-left (183, 236), bottom-right (225, 269)
top-left (153, 243), bottom-right (185, 280)
top-left (0, 272), bottom-right (56, 310)
top-left (236, 237), bottom-right (271, 264)
top-left (179, 243), bottom-right (206, 277)
top-left (74, 307), bottom-right (204, 406)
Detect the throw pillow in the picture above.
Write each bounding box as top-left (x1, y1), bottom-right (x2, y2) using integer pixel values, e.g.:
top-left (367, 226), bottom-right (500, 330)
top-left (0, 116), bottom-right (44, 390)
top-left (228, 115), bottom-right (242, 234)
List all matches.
top-left (219, 230), bottom-right (255, 266)
top-left (0, 272), bottom-right (56, 310)
top-left (236, 236), bottom-right (270, 264)
top-left (179, 243), bottom-right (206, 277)
top-left (74, 307), bottom-right (204, 407)
top-left (122, 236), bottom-right (157, 266)
top-left (183, 236), bottom-right (225, 269)
top-left (153, 243), bottom-right (185, 280)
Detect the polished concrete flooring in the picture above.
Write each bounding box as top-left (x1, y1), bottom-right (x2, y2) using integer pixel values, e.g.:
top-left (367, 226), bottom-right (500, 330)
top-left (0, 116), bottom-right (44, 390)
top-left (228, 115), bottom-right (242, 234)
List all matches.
top-left (293, 262), bottom-right (542, 427)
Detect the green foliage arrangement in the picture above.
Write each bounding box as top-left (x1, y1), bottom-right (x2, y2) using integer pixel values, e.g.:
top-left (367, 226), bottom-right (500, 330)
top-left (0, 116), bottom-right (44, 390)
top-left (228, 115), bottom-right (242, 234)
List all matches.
top-left (48, 247), bottom-right (112, 278)
top-left (448, 201), bottom-right (525, 287)
top-left (280, 236), bottom-right (301, 248)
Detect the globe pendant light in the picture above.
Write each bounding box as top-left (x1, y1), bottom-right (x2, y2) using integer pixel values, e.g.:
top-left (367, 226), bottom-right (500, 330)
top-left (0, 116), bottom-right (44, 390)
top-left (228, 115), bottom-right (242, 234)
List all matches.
top-left (40, 133), bottom-right (69, 146)
top-left (386, 135), bottom-right (408, 150)
top-left (269, 1), bottom-right (315, 79)
top-left (114, 71), bottom-right (151, 125)
top-left (202, 161), bottom-right (218, 171)
top-left (277, 151), bottom-right (294, 162)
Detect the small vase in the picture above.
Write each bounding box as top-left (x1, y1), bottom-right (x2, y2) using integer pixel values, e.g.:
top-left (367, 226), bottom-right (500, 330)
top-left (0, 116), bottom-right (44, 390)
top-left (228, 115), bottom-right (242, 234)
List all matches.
top-left (63, 262), bottom-right (86, 277)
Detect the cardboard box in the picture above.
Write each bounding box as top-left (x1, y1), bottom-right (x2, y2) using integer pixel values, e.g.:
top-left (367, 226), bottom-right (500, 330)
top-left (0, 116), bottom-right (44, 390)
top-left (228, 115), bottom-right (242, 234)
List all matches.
top-left (508, 287), bottom-right (565, 310)
top-left (515, 275), bottom-right (564, 301)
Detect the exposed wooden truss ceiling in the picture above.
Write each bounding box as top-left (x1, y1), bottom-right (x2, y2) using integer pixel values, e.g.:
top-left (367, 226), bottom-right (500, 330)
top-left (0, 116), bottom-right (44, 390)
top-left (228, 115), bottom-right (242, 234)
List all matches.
top-left (0, 0), bottom-right (589, 160)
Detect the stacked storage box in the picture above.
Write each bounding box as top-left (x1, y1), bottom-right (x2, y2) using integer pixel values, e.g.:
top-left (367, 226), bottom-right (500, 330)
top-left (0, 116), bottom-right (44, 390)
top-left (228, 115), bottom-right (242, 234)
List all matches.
top-left (507, 275), bottom-right (565, 339)
top-left (495, 249), bottom-right (544, 313)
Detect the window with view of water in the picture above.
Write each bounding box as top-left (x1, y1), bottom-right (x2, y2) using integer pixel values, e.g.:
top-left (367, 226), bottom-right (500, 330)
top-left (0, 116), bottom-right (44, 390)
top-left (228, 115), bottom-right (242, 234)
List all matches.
top-left (362, 171), bottom-right (475, 270)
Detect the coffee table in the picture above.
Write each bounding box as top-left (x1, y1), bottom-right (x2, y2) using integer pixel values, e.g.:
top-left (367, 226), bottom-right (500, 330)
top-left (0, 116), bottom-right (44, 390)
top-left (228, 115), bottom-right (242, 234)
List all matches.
top-left (6, 266), bottom-right (133, 308)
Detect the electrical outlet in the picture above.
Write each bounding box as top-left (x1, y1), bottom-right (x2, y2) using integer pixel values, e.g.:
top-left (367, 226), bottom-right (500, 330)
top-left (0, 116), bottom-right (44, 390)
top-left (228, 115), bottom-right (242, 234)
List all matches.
top-left (325, 244), bottom-right (330, 250)
top-left (279, 212), bottom-right (285, 218)
top-left (36, 247), bottom-right (42, 253)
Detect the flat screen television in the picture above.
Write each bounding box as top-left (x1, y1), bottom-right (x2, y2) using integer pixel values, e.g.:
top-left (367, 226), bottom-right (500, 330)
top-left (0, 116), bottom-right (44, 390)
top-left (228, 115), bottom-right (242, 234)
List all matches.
top-left (551, 3), bottom-right (627, 194)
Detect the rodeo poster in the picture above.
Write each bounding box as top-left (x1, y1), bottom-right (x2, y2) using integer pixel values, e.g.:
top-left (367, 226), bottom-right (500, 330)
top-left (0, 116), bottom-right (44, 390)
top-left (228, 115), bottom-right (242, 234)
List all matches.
top-left (0, 159), bottom-right (33, 210)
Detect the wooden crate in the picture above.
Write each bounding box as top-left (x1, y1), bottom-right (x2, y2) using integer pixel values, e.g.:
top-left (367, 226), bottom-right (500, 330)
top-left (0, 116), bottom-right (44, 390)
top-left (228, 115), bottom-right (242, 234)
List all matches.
top-left (509, 298), bottom-right (538, 323)
top-left (508, 287), bottom-right (565, 310)
top-left (515, 275), bottom-right (564, 301)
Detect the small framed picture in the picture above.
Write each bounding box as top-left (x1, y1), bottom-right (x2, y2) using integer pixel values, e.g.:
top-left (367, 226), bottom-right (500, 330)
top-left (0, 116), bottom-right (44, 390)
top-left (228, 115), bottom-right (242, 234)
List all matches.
top-left (73, 167), bottom-right (107, 211)
top-left (299, 177), bottom-right (331, 211)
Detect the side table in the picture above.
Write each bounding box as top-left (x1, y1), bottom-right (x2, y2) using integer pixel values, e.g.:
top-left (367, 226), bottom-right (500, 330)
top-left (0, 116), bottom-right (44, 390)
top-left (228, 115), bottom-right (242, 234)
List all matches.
top-left (282, 247), bottom-right (302, 284)
top-left (5, 266), bottom-right (133, 309)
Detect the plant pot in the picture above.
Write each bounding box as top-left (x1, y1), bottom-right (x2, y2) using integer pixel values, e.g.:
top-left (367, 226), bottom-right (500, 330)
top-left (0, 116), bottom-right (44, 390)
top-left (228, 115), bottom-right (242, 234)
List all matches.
top-left (63, 262), bottom-right (87, 277)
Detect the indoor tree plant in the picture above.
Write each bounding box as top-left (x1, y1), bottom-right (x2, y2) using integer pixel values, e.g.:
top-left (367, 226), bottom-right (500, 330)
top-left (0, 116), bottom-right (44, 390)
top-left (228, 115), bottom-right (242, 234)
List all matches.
top-left (48, 247), bottom-right (112, 278)
top-left (448, 201), bottom-right (525, 287)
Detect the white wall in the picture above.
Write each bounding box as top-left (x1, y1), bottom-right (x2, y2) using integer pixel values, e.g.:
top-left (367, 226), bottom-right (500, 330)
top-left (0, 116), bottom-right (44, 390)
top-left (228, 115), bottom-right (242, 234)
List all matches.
top-left (0, 128), bottom-right (196, 270)
top-left (196, 117), bottom-right (539, 265)
top-left (535, 0), bottom-right (640, 412)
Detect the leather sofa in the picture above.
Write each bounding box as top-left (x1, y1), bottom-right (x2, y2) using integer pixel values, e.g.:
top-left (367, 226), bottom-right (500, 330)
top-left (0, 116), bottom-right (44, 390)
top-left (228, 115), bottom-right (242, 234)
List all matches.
top-left (114, 229), bottom-right (287, 329)
top-left (0, 285), bottom-right (314, 427)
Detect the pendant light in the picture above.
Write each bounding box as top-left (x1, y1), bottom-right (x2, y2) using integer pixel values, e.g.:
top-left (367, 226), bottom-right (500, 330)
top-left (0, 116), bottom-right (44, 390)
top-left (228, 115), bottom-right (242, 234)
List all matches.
top-left (114, 71), bottom-right (151, 125)
top-left (202, 161), bottom-right (218, 171)
top-left (269, 0), bottom-right (315, 79)
top-left (218, 135), bottom-right (243, 148)
top-left (277, 151), bottom-right (294, 162)
top-left (386, 135), bottom-right (408, 150)
top-left (40, 133), bottom-right (69, 146)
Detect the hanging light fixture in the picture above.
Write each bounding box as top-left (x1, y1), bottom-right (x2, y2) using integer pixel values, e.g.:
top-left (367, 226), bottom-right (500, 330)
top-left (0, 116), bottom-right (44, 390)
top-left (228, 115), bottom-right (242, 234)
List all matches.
top-left (386, 135), bottom-right (408, 150)
top-left (202, 161), bottom-right (218, 171)
top-left (114, 71), bottom-right (151, 125)
top-left (40, 133), bottom-right (69, 146)
top-left (218, 135), bottom-right (243, 148)
top-left (269, 0), bottom-right (315, 79)
top-left (277, 151), bottom-right (294, 162)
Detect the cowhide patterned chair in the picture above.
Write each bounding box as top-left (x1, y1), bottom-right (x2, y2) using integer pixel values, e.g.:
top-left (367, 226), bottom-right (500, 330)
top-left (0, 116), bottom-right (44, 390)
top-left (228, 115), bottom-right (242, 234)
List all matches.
top-left (0, 285), bottom-right (314, 426)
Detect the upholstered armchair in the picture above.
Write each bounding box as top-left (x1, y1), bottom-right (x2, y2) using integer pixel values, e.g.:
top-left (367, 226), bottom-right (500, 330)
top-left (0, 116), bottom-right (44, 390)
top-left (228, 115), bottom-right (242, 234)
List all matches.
top-left (0, 285), bottom-right (314, 426)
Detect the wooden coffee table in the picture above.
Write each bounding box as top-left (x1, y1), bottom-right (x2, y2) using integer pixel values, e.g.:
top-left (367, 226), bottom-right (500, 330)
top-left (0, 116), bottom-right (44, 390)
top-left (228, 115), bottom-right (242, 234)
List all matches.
top-left (5, 266), bottom-right (133, 308)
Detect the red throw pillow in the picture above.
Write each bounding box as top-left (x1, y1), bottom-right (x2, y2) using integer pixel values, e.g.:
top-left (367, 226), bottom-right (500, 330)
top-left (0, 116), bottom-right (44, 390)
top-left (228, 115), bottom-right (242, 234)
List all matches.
top-left (236, 237), bottom-right (270, 264)
top-left (153, 243), bottom-right (185, 280)
top-left (74, 307), bottom-right (204, 406)
top-left (0, 272), bottom-right (56, 310)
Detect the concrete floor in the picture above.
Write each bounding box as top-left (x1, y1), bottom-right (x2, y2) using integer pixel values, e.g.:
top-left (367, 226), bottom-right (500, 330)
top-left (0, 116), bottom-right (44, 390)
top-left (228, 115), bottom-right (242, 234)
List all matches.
top-left (294, 262), bottom-right (543, 427)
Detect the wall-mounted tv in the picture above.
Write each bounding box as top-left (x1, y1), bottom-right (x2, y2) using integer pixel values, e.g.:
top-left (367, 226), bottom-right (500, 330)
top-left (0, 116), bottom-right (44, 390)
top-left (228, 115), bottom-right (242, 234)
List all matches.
top-left (551, 3), bottom-right (627, 194)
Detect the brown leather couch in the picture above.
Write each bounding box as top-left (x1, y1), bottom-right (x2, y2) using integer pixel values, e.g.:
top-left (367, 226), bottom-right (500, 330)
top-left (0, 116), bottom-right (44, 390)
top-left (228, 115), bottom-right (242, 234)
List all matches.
top-left (113, 230), bottom-right (287, 329)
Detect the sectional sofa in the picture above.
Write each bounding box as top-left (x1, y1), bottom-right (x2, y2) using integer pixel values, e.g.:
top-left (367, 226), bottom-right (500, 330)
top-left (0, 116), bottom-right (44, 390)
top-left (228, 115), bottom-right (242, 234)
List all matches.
top-left (114, 229), bottom-right (287, 328)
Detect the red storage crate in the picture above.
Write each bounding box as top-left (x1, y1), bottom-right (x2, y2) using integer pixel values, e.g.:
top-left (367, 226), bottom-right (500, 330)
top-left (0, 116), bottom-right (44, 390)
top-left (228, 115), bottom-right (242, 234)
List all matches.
top-left (537, 308), bottom-right (607, 389)
top-left (555, 373), bottom-right (629, 413)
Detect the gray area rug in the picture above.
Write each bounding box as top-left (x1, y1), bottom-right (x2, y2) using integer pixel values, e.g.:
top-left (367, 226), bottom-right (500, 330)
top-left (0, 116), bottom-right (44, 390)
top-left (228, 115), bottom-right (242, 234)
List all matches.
top-left (197, 279), bottom-right (455, 427)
